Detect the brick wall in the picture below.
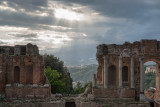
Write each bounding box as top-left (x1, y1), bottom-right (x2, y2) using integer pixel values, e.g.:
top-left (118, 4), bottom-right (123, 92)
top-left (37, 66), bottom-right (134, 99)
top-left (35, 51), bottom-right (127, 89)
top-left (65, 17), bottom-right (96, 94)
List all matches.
top-left (92, 88), bottom-right (135, 98)
top-left (5, 85), bottom-right (51, 98)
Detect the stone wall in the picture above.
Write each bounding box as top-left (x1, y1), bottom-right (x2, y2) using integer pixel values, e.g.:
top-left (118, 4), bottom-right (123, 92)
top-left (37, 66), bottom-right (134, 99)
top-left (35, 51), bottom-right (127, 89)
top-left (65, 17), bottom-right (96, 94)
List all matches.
top-left (0, 102), bottom-right (63, 107)
top-left (76, 100), bottom-right (150, 107)
top-left (0, 43), bottom-right (50, 99)
top-left (95, 39), bottom-right (160, 100)
top-left (92, 88), bottom-right (135, 98)
top-left (5, 84), bottom-right (51, 98)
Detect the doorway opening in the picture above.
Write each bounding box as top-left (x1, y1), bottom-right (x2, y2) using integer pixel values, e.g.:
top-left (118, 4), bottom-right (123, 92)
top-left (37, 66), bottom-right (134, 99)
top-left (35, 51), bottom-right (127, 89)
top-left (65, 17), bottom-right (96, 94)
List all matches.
top-left (65, 102), bottom-right (76, 107)
top-left (108, 65), bottom-right (116, 87)
top-left (14, 66), bottom-right (20, 83)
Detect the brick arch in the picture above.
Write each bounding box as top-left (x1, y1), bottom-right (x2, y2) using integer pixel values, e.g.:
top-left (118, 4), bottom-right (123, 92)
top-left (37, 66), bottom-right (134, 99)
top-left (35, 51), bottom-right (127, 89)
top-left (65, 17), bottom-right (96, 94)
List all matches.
top-left (122, 66), bottom-right (129, 87)
top-left (144, 58), bottom-right (159, 64)
top-left (108, 65), bottom-right (116, 87)
top-left (14, 66), bottom-right (20, 83)
top-left (26, 65), bottom-right (33, 84)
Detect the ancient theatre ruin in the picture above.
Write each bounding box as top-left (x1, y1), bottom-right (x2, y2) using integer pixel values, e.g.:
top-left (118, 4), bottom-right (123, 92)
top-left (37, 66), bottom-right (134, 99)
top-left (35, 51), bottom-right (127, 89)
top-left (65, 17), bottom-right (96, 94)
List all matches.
top-left (92, 40), bottom-right (160, 101)
top-left (0, 43), bottom-right (51, 99)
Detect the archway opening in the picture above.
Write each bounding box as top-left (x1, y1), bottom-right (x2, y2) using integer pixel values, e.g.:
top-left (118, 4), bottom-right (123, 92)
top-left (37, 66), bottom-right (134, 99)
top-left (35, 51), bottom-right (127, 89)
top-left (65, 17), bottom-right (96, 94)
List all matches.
top-left (122, 66), bottom-right (129, 87)
top-left (144, 61), bottom-right (156, 99)
top-left (14, 66), bottom-right (20, 83)
top-left (26, 65), bottom-right (33, 84)
top-left (65, 102), bottom-right (76, 107)
top-left (108, 65), bottom-right (116, 87)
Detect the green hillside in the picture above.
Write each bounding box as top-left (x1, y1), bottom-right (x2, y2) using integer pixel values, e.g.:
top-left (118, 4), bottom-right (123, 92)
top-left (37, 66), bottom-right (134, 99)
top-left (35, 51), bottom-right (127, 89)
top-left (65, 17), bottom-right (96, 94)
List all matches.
top-left (68, 64), bottom-right (97, 83)
top-left (68, 64), bottom-right (156, 90)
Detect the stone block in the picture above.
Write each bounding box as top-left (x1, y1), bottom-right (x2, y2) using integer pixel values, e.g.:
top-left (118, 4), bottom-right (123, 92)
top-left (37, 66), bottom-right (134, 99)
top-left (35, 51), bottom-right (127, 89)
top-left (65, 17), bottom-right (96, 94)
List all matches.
top-left (18, 84), bottom-right (24, 88)
top-left (35, 95), bottom-right (45, 99)
top-left (44, 84), bottom-right (49, 88)
top-left (32, 84), bottom-right (38, 88)
top-left (5, 84), bottom-right (11, 88)
top-left (26, 95), bottom-right (34, 98)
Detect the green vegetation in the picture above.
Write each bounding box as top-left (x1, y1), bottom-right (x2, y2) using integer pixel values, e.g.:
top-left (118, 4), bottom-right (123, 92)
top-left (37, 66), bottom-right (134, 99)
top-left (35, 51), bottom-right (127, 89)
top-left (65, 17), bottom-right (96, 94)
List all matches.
top-left (44, 54), bottom-right (73, 94)
top-left (73, 81), bottom-right (92, 94)
top-left (102, 106), bottom-right (111, 107)
top-left (45, 67), bottom-right (65, 93)
top-left (144, 72), bottom-right (155, 90)
top-left (68, 64), bottom-right (97, 83)
top-left (43, 54), bottom-right (156, 94)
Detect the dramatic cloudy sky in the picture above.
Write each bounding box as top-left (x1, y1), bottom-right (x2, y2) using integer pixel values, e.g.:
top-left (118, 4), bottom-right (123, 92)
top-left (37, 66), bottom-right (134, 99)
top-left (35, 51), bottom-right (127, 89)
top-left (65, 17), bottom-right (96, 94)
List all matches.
top-left (0, 0), bottom-right (160, 65)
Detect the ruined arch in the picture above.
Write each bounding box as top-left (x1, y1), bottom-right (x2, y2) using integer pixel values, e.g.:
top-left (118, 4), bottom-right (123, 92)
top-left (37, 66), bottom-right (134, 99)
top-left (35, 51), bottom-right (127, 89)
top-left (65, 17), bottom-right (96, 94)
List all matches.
top-left (14, 66), bottom-right (20, 83)
top-left (26, 65), bottom-right (33, 84)
top-left (95, 40), bottom-right (160, 100)
top-left (122, 66), bottom-right (129, 87)
top-left (108, 65), bottom-right (116, 87)
top-left (122, 66), bottom-right (128, 82)
top-left (144, 61), bottom-right (157, 100)
top-left (121, 48), bottom-right (131, 57)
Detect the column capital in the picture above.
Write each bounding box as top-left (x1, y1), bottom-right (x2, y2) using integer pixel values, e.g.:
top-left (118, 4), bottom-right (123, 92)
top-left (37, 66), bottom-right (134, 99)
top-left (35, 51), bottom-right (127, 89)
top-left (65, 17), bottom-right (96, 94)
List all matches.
top-left (103, 54), bottom-right (108, 57)
top-left (139, 55), bottom-right (144, 60)
top-left (119, 55), bottom-right (122, 60)
top-left (129, 53), bottom-right (134, 57)
top-left (103, 55), bottom-right (108, 60)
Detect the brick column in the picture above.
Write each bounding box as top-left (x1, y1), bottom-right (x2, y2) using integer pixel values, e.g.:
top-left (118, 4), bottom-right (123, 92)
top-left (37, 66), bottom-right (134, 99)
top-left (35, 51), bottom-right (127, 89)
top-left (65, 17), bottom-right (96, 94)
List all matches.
top-left (104, 55), bottom-right (108, 88)
top-left (119, 55), bottom-right (122, 88)
top-left (130, 56), bottom-right (134, 88)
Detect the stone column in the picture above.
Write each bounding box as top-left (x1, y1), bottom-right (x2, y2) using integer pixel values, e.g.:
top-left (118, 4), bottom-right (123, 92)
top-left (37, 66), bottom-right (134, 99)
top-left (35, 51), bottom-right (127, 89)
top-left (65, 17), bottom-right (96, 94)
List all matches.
top-left (158, 65), bottom-right (160, 89)
top-left (140, 57), bottom-right (144, 92)
top-left (119, 55), bottom-right (122, 88)
top-left (92, 74), bottom-right (97, 87)
top-left (130, 56), bottom-right (134, 88)
top-left (104, 55), bottom-right (108, 88)
top-left (139, 56), bottom-right (145, 100)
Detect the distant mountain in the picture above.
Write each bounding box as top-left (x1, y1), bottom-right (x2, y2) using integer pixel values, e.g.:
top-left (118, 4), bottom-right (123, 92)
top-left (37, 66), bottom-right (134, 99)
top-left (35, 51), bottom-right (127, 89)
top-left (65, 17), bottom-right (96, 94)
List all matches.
top-left (68, 64), bottom-right (98, 83)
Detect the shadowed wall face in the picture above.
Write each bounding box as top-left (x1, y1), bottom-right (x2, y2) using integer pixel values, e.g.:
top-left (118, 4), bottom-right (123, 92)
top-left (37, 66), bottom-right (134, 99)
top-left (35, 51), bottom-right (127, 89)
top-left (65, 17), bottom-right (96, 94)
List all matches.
top-left (14, 66), bottom-right (20, 83)
top-left (95, 40), bottom-right (160, 100)
top-left (26, 65), bottom-right (33, 84)
top-left (0, 43), bottom-right (51, 98)
top-left (108, 65), bottom-right (116, 87)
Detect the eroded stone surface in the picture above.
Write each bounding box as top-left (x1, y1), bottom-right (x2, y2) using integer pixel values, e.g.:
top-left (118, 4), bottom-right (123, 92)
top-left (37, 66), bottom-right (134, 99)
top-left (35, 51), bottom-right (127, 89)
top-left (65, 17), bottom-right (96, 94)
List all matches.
top-left (0, 43), bottom-right (51, 99)
top-left (94, 39), bottom-right (160, 100)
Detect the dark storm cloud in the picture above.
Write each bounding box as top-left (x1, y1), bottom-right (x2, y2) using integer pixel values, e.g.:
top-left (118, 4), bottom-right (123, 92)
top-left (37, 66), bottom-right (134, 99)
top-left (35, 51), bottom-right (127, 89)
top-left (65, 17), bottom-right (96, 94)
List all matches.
top-left (0, 0), bottom-right (76, 30)
top-left (1, 0), bottom-right (160, 65)
top-left (64, 0), bottom-right (160, 23)
top-left (0, 10), bottom-right (54, 29)
top-left (4, 0), bottom-right (48, 12)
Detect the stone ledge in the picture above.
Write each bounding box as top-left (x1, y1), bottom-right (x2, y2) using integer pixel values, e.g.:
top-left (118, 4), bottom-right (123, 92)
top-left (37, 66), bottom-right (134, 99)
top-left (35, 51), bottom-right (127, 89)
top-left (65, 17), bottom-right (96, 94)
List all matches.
top-left (35, 95), bottom-right (45, 99)
top-left (44, 84), bottom-right (50, 88)
top-left (26, 95), bottom-right (34, 98)
top-left (5, 84), bottom-right (11, 88)
top-left (92, 88), bottom-right (135, 98)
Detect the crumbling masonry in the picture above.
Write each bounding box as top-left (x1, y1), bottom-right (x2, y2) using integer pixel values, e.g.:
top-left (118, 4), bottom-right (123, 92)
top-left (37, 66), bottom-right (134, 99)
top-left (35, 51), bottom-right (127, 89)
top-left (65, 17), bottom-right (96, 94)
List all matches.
top-left (0, 43), bottom-right (51, 99)
top-left (92, 39), bottom-right (160, 101)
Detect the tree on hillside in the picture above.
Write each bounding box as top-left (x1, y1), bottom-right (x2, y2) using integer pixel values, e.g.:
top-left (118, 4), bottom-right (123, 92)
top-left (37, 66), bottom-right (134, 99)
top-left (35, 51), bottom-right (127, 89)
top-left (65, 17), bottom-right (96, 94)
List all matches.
top-left (144, 72), bottom-right (155, 90)
top-left (73, 81), bottom-right (92, 94)
top-left (45, 66), bottom-right (65, 93)
top-left (44, 54), bottom-right (73, 94)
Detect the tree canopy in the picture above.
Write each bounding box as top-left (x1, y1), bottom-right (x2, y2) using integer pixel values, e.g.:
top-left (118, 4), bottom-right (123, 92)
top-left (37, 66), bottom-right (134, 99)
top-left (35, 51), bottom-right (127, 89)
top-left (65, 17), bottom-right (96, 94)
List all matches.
top-left (144, 72), bottom-right (155, 90)
top-left (44, 54), bottom-right (73, 94)
top-left (45, 66), bottom-right (65, 93)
